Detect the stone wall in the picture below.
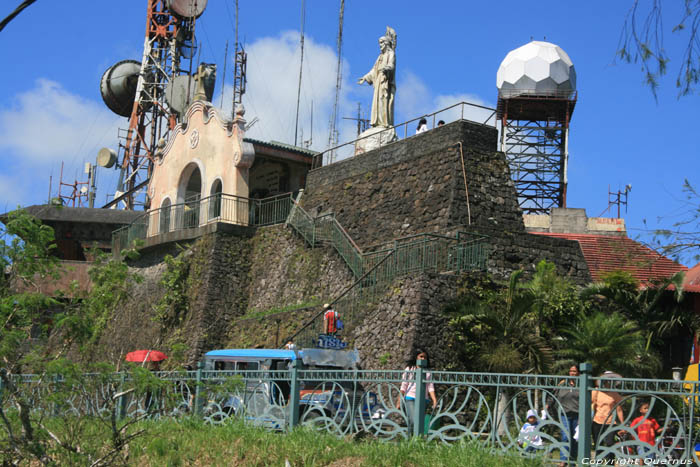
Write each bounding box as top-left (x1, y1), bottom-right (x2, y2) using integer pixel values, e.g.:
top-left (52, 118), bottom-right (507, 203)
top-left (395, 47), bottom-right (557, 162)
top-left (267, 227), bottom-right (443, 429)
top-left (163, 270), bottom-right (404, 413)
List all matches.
top-left (98, 224), bottom-right (354, 365)
top-left (301, 119), bottom-right (590, 284)
top-left (302, 120), bottom-right (524, 250)
top-left (352, 273), bottom-right (462, 371)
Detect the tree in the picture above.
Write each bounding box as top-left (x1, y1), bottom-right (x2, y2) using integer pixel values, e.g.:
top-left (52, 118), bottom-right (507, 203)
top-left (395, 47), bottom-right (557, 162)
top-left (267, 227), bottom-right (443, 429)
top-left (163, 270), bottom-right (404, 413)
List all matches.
top-left (648, 179), bottom-right (700, 264)
top-left (581, 269), bottom-right (695, 373)
top-left (618, 1), bottom-right (700, 97)
top-left (0, 209), bottom-right (154, 465)
top-left (559, 311), bottom-right (660, 376)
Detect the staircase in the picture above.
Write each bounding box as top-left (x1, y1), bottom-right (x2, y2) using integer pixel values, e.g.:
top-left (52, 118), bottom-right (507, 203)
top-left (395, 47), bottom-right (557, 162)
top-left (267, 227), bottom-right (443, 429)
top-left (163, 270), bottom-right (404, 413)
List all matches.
top-left (284, 193), bottom-right (490, 348)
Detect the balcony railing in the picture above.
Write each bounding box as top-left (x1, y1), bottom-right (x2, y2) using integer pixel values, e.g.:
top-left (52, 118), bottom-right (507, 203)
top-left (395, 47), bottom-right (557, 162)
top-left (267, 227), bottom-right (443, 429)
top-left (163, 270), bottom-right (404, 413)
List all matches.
top-left (112, 193), bottom-right (294, 252)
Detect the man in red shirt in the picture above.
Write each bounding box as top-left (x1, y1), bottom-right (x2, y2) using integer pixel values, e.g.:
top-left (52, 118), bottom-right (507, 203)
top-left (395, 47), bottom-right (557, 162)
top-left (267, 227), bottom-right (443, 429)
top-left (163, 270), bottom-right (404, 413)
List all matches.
top-left (323, 303), bottom-right (339, 335)
top-left (631, 402), bottom-right (660, 460)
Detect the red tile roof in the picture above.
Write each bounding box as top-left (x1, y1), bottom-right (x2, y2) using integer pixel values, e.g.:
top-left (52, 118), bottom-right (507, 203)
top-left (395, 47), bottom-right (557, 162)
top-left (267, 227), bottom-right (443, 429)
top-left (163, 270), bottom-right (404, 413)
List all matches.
top-left (531, 232), bottom-right (688, 284)
top-left (684, 263), bottom-right (700, 293)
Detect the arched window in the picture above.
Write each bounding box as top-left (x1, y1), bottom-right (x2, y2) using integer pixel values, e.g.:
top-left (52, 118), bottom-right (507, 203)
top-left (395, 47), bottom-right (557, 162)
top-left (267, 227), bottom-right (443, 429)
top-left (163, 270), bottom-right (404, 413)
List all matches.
top-left (160, 198), bottom-right (172, 233)
top-left (209, 179), bottom-right (222, 220)
top-left (177, 163), bottom-right (202, 229)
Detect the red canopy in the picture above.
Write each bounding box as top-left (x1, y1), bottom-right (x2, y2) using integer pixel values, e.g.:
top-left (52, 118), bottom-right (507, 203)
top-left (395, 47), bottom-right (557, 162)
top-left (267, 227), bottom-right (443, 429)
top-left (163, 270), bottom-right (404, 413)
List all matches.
top-left (125, 350), bottom-right (168, 363)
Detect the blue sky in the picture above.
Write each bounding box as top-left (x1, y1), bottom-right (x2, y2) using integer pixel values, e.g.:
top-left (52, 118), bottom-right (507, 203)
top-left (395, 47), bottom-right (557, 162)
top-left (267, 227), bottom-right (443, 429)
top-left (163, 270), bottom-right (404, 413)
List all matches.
top-left (0, 1), bottom-right (697, 264)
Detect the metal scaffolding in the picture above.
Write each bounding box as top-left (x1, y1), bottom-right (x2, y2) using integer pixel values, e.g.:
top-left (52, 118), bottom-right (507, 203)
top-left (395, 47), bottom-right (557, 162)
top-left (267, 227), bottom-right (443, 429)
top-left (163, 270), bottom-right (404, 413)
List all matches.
top-left (498, 92), bottom-right (576, 215)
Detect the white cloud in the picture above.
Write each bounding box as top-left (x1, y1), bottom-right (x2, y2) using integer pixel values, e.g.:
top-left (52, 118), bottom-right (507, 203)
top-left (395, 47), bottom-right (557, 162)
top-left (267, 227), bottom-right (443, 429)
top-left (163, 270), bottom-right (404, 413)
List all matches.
top-left (0, 80), bottom-right (122, 207)
top-left (0, 79), bottom-right (120, 164)
top-left (214, 31), bottom-right (358, 153)
top-left (396, 72), bottom-right (496, 128)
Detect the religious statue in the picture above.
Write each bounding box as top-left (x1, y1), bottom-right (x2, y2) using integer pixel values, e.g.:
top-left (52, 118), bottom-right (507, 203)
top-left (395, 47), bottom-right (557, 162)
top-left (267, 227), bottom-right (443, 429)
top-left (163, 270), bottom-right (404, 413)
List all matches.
top-left (193, 62), bottom-right (217, 102)
top-left (358, 26), bottom-right (396, 128)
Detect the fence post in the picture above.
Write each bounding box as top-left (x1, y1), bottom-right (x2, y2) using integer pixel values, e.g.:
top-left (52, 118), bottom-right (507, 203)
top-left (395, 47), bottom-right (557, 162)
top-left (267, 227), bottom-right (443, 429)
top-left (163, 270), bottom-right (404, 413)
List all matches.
top-left (118, 372), bottom-right (128, 420)
top-left (288, 358), bottom-right (301, 430)
top-left (413, 359), bottom-right (427, 437)
top-left (194, 360), bottom-right (204, 417)
top-left (577, 362), bottom-right (593, 464)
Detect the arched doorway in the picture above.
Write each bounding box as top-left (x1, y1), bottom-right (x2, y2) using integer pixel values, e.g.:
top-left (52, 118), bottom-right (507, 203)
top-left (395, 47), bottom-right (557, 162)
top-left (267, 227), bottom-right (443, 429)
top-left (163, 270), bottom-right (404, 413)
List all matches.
top-left (209, 179), bottom-right (222, 220)
top-left (177, 163), bottom-right (202, 229)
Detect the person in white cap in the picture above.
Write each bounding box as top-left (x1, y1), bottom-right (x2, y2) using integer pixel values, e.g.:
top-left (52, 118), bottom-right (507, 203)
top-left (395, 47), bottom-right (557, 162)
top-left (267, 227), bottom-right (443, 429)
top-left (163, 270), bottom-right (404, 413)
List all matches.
top-left (518, 409), bottom-right (543, 452)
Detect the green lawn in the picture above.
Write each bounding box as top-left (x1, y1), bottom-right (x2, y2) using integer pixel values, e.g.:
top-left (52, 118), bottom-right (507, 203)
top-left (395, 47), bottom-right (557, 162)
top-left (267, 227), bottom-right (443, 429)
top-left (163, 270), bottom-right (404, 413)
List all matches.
top-left (127, 418), bottom-right (545, 466)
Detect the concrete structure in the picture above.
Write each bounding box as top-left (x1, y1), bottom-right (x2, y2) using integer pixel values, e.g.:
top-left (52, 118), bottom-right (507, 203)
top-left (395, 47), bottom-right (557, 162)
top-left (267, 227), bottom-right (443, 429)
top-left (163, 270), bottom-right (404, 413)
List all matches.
top-left (524, 208), bottom-right (626, 236)
top-left (1, 205), bottom-right (140, 296)
top-left (148, 101), bottom-right (255, 233)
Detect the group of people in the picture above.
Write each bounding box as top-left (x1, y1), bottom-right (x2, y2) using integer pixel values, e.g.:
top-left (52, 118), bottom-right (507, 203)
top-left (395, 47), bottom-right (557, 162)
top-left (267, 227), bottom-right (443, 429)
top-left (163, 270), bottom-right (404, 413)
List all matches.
top-left (415, 118), bottom-right (445, 134)
top-left (518, 365), bottom-right (662, 464)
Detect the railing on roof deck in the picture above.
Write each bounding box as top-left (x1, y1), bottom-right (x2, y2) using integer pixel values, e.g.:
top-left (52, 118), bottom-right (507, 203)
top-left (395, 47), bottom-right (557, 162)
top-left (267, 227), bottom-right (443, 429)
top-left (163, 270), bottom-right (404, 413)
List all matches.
top-left (111, 192), bottom-right (295, 252)
top-left (313, 101), bottom-right (497, 169)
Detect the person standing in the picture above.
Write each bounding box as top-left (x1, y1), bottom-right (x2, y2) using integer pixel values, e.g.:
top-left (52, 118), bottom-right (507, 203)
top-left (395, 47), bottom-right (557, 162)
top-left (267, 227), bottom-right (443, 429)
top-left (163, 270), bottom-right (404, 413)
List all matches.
top-left (555, 365), bottom-right (580, 466)
top-left (323, 303), bottom-right (339, 336)
top-left (416, 118), bottom-right (428, 134)
top-left (631, 401), bottom-right (660, 461)
top-left (396, 350), bottom-right (438, 434)
top-left (591, 373), bottom-right (624, 461)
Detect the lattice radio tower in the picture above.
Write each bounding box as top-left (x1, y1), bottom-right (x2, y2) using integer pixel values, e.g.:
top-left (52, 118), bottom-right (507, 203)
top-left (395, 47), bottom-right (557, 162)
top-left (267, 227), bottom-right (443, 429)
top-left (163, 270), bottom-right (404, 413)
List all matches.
top-left (100, 0), bottom-right (206, 210)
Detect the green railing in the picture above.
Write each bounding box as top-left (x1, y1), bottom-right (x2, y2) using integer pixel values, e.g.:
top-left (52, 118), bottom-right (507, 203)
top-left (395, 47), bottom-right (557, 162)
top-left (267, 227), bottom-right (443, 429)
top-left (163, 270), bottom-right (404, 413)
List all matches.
top-left (5, 363), bottom-right (699, 465)
top-left (112, 193), bottom-right (294, 252)
top-left (285, 201), bottom-right (489, 348)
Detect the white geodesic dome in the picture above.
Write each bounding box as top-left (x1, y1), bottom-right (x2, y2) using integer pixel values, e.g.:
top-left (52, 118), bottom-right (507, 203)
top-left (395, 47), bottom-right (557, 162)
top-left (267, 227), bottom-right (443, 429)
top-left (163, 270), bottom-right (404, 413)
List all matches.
top-left (496, 41), bottom-right (576, 96)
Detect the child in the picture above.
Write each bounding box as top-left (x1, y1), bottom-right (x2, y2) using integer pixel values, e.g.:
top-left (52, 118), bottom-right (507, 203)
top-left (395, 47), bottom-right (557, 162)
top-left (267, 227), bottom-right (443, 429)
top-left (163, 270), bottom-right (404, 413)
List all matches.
top-left (631, 402), bottom-right (660, 460)
top-left (519, 409), bottom-right (543, 452)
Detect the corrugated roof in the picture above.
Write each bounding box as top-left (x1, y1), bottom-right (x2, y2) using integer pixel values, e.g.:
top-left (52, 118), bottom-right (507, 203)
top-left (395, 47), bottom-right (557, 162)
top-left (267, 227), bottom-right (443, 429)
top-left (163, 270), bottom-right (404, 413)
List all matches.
top-left (531, 232), bottom-right (688, 284)
top-left (244, 138), bottom-right (319, 157)
top-left (2, 205), bottom-right (142, 225)
top-left (684, 262), bottom-right (700, 293)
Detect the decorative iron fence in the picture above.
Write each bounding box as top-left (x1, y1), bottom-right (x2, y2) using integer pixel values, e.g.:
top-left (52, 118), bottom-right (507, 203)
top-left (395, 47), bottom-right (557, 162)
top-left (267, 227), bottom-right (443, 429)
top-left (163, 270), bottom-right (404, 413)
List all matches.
top-left (112, 193), bottom-right (294, 252)
top-left (4, 363), bottom-right (699, 465)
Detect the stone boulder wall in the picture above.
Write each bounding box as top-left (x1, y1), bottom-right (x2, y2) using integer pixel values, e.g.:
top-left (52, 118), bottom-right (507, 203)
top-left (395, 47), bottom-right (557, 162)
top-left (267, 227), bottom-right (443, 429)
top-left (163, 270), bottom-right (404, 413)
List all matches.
top-left (96, 225), bottom-right (353, 366)
top-left (247, 225), bottom-right (354, 313)
top-left (352, 273), bottom-right (462, 371)
top-left (302, 120), bottom-right (525, 250)
top-left (302, 119), bottom-right (590, 285)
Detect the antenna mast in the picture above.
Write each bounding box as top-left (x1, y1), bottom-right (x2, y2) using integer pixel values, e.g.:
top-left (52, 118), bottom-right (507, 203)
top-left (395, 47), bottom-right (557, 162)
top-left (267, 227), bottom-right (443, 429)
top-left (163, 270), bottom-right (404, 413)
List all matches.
top-left (328, 0), bottom-right (345, 149)
top-left (294, 0), bottom-right (306, 146)
top-left (231, 0), bottom-right (247, 117)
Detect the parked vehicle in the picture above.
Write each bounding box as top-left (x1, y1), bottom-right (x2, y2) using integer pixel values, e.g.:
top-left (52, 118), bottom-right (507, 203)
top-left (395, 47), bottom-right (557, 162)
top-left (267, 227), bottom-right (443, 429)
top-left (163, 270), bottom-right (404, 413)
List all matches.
top-left (201, 348), bottom-right (379, 428)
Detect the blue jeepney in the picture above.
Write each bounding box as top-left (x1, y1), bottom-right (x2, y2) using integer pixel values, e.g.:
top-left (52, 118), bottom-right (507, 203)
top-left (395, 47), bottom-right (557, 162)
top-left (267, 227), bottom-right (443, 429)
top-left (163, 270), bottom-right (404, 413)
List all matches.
top-left (201, 348), bottom-right (379, 428)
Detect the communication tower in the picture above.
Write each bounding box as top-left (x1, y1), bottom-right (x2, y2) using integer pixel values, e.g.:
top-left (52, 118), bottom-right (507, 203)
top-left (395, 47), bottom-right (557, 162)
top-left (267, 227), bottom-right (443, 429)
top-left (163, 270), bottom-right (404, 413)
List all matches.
top-left (99, 0), bottom-right (208, 210)
top-left (496, 41), bottom-right (577, 214)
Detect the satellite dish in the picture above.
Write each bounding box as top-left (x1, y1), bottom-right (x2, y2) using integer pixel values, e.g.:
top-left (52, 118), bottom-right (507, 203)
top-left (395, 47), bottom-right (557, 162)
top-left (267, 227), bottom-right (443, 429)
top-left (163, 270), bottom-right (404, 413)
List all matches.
top-left (167, 0), bottom-right (208, 19)
top-left (165, 75), bottom-right (196, 115)
top-left (100, 60), bottom-right (141, 117)
top-left (97, 148), bottom-right (118, 168)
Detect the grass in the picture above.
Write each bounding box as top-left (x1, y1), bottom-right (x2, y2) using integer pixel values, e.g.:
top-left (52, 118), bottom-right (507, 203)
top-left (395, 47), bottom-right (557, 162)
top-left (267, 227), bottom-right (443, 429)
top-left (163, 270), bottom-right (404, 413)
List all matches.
top-left (127, 418), bottom-right (546, 466)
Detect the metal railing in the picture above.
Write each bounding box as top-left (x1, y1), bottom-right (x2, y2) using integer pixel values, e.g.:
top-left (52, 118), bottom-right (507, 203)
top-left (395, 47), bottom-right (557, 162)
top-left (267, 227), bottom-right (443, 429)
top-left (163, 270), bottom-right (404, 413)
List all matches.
top-left (5, 363), bottom-right (700, 465)
top-left (112, 193), bottom-right (294, 252)
top-left (314, 101), bottom-right (497, 169)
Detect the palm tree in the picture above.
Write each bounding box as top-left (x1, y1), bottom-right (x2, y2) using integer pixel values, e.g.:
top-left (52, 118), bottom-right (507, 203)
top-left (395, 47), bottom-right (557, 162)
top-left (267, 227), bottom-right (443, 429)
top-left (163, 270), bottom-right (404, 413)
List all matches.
top-left (474, 270), bottom-right (554, 374)
top-left (581, 270), bottom-right (694, 372)
top-left (559, 311), bottom-right (660, 376)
